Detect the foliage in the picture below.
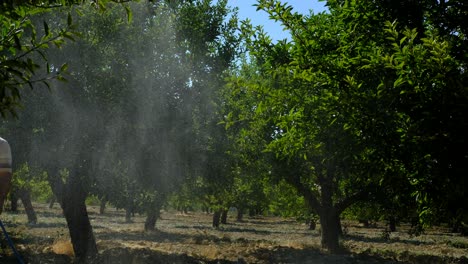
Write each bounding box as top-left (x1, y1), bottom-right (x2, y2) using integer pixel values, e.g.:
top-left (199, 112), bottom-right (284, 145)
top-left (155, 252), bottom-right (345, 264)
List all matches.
top-left (225, 0), bottom-right (468, 251)
top-left (266, 179), bottom-right (305, 217)
top-left (0, 3), bottom-right (81, 117)
top-left (1, 0), bottom-right (240, 260)
top-left (11, 162), bottom-right (53, 203)
top-left (0, 0), bottom-right (142, 118)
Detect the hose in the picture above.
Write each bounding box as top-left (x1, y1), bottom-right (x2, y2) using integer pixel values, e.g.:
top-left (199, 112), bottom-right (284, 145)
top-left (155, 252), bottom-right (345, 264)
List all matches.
top-left (0, 218), bottom-right (25, 264)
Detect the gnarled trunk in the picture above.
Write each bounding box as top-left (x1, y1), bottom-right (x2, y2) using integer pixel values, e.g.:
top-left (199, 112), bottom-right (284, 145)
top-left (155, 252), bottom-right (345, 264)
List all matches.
top-left (319, 207), bottom-right (340, 253)
top-left (284, 161), bottom-right (370, 254)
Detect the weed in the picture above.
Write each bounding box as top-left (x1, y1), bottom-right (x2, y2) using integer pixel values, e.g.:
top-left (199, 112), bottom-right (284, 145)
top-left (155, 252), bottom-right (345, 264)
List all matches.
top-left (380, 228), bottom-right (391, 241)
top-left (200, 245), bottom-right (219, 259)
top-left (342, 223), bottom-right (349, 237)
top-left (408, 224), bottom-right (424, 237)
top-left (220, 234), bottom-right (231, 242)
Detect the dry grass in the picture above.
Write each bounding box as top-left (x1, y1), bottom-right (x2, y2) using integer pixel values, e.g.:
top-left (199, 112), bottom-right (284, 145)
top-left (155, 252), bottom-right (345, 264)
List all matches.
top-left (49, 239), bottom-right (74, 257)
top-left (2, 203), bottom-right (468, 263)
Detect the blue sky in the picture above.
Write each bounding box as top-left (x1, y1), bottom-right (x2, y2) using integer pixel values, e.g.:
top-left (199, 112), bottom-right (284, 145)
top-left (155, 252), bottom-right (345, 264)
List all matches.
top-left (227, 0), bottom-right (328, 41)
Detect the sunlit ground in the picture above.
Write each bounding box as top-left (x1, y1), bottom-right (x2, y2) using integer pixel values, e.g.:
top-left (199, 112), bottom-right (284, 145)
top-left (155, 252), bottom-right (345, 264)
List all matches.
top-left (1, 203), bottom-right (467, 263)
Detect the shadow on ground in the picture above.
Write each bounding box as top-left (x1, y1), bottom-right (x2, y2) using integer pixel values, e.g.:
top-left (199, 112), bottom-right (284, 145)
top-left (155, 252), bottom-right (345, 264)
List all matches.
top-left (9, 243), bottom-right (468, 264)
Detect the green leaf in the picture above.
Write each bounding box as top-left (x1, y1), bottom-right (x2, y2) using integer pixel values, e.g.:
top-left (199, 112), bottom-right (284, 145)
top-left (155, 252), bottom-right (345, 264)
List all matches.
top-left (60, 63), bottom-right (68, 72)
top-left (125, 5), bottom-right (133, 23)
top-left (399, 36), bottom-right (407, 46)
top-left (57, 75), bottom-right (68, 82)
top-left (393, 77), bottom-right (406, 88)
top-left (63, 32), bottom-right (75, 41)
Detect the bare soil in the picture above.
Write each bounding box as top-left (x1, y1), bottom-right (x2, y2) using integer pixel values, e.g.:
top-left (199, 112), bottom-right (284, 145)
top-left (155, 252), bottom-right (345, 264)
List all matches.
top-left (1, 203), bottom-right (467, 263)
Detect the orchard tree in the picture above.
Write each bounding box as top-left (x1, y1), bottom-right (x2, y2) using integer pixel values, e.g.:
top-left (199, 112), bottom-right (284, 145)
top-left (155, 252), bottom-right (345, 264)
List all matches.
top-left (227, 0), bottom-right (468, 252)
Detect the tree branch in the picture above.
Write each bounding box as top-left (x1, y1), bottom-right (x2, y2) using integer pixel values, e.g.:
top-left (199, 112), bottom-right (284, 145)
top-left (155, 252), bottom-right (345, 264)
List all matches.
top-left (285, 173), bottom-right (321, 212)
top-left (335, 184), bottom-right (376, 214)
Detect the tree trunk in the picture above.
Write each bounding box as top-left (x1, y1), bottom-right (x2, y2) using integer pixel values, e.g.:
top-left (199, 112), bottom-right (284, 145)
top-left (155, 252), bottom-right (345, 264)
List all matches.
top-left (49, 169), bottom-right (98, 263)
top-left (221, 209), bottom-right (228, 224)
top-left (248, 208), bottom-right (255, 217)
top-left (48, 196), bottom-right (56, 209)
top-left (144, 210), bottom-right (158, 231)
top-left (335, 213), bottom-right (343, 236)
top-left (125, 208), bottom-right (133, 223)
top-left (61, 191), bottom-right (98, 263)
top-left (99, 197), bottom-right (107, 215)
top-left (319, 207), bottom-right (340, 253)
top-left (389, 217), bottom-right (397, 232)
top-left (125, 197), bottom-right (134, 223)
top-left (451, 219), bottom-right (461, 233)
top-left (309, 219), bottom-right (316, 230)
top-left (9, 188), bottom-right (18, 213)
top-left (144, 199), bottom-right (162, 231)
top-left (212, 210), bottom-right (221, 228)
top-left (19, 188), bottom-right (37, 224)
top-left (236, 208), bottom-right (244, 222)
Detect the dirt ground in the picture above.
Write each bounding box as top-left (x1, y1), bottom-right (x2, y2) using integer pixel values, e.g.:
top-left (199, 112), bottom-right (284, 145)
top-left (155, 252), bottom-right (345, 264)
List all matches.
top-left (1, 203), bottom-right (467, 263)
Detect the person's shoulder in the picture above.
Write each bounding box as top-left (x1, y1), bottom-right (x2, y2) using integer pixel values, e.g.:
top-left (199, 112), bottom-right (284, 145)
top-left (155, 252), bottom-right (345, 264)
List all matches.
top-left (0, 137), bottom-right (9, 148)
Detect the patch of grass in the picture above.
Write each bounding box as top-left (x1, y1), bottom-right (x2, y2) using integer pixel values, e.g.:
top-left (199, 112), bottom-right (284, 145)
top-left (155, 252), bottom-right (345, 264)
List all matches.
top-left (446, 240), bottom-right (468, 249)
top-left (380, 228), bottom-right (391, 241)
top-left (199, 244), bottom-right (220, 260)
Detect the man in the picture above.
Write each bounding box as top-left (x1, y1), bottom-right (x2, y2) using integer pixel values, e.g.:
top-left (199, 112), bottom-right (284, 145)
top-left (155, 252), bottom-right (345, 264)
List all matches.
top-left (0, 137), bottom-right (12, 215)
